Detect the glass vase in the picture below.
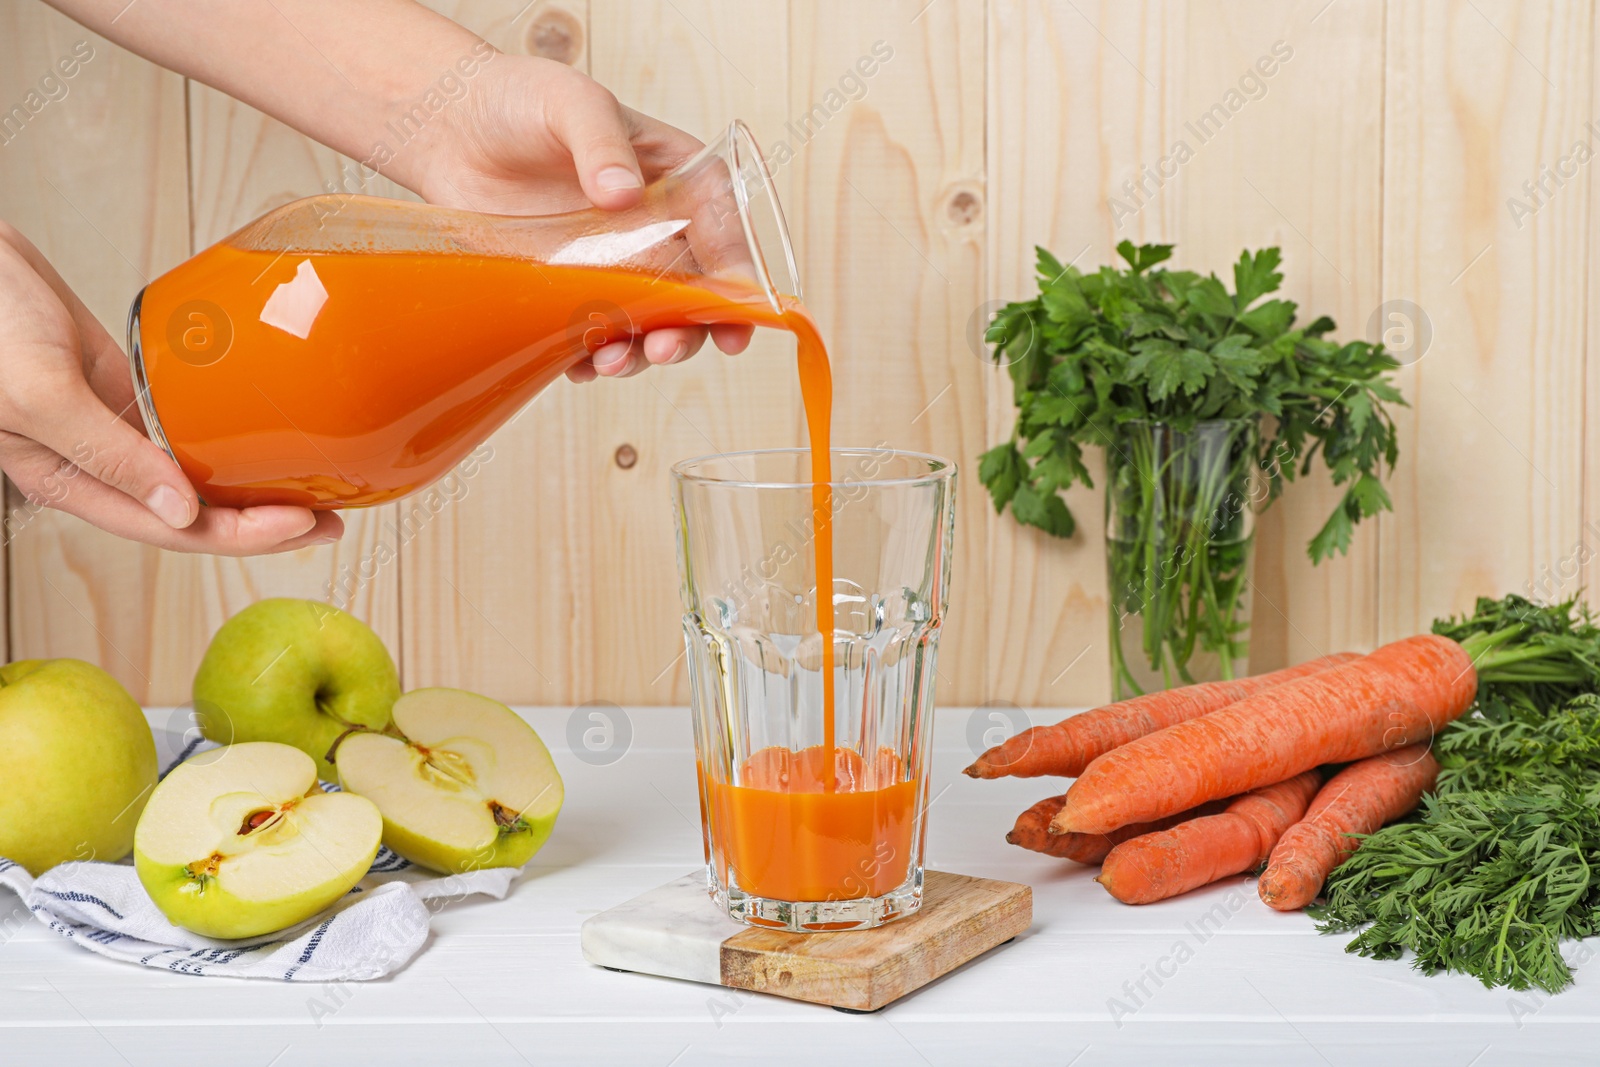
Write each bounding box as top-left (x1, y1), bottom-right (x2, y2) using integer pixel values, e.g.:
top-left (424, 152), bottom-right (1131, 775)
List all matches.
top-left (1105, 417), bottom-right (1258, 698)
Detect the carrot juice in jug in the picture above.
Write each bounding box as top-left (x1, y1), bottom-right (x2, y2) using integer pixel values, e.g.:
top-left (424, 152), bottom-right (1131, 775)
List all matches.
top-left (129, 121), bottom-right (914, 910)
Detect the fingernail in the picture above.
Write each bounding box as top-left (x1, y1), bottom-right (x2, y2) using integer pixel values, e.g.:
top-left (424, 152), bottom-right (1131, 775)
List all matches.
top-left (596, 165), bottom-right (642, 193)
top-left (593, 343), bottom-right (628, 369)
top-left (668, 341), bottom-right (689, 363)
top-left (310, 534), bottom-right (340, 546)
top-left (144, 484), bottom-right (191, 529)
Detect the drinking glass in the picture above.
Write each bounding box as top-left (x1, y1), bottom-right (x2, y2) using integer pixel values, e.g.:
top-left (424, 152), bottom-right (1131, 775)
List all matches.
top-left (672, 448), bottom-right (956, 932)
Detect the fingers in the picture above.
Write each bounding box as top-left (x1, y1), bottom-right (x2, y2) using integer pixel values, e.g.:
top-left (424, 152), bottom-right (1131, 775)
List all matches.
top-left (571, 323), bottom-right (751, 384)
top-left (163, 506), bottom-right (342, 556)
top-left (23, 374), bottom-right (200, 530)
top-left (588, 327), bottom-right (711, 380)
top-left (711, 323), bottom-right (755, 355)
top-left (591, 337), bottom-right (647, 378)
top-left (644, 326), bottom-right (706, 365)
top-left (619, 106), bottom-right (704, 180)
top-left (1, 433), bottom-right (342, 555)
top-left (0, 234), bottom-right (200, 530)
top-left (547, 80), bottom-right (646, 210)
top-left (74, 301), bottom-right (145, 430)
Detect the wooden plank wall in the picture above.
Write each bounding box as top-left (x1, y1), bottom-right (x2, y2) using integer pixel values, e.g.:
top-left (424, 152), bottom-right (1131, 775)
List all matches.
top-left (0, 0), bottom-right (1593, 708)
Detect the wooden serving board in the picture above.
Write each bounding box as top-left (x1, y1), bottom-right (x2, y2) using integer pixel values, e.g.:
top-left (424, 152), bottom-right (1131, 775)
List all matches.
top-left (580, 871), bottom-right (1032, 1012)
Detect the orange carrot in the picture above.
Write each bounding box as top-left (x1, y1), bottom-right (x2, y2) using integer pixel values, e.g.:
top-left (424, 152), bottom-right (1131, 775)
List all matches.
top-left (1050, 635), bottom-right (1474, 836)
top-left (1006, 794), bottom-right (1229, 864)
top-left (964, 653), bottom-right (1359, 779)
top-left (1258, 746), bottom-right (1439, 911)
top-left (1097, 770), bottom-right (1322, 904)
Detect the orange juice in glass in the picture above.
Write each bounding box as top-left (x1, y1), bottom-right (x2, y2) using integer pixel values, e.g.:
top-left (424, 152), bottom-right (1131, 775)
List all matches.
top-left (673, 448), bottom-right (956, 931)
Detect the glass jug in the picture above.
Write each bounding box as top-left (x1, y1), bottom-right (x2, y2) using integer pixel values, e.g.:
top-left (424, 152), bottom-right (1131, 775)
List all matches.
top-left (126, 121), bottom-right (801, 510)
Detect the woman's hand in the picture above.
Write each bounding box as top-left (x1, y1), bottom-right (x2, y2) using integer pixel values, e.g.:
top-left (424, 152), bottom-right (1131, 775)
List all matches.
top-left (416, 54), bottom-right (753, 382)
top-left (47, 0), bottom-right (754, 384)
top-left (0, 223), bottom-right (342, 554)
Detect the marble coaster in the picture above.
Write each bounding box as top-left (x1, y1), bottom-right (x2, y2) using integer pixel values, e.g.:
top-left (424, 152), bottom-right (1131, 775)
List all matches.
top-left (579, 870), bottom-right (1031, 1011)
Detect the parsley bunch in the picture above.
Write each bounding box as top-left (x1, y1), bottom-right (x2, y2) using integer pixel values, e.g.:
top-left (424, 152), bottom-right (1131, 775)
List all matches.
top-left (980, 241), bottom-right (1403, 558)
top-left (980, 242), bottom-right (1403, 692)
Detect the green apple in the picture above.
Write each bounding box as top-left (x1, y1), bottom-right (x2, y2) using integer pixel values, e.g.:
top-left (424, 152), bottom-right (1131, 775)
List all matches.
top-left (334, 688), bottom-right (563, 874)
top-left (193, 598), bottom-right (399, 781)
top-left (0, 659), bottom-right (158, 875)
top-left (134, 741), bottom-right (381, 939)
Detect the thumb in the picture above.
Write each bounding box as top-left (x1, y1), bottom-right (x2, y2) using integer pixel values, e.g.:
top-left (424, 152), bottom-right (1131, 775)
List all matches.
top-left (26, 376), bottom-right (199, 529)
top-left (549, 80), bottom-right (645, 209)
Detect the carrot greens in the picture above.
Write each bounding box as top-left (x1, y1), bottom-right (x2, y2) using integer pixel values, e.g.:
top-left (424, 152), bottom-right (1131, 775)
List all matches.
top-left (1313, 596), bottom-right (1600, 993)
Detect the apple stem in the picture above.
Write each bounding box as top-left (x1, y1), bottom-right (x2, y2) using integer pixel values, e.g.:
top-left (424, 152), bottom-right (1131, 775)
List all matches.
top-left (323, 725), bottom-right (371, 766)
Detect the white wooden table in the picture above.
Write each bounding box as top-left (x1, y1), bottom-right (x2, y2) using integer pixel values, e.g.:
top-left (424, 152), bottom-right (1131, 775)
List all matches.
top-left (2, 705), bottom-right (1594, 1066)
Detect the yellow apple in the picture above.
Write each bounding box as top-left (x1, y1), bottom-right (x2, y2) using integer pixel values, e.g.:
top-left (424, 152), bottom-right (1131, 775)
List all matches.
top-left (335, 688), bottom-right (563, 874)
top-left (0, 659), bottom-right (158, 875)
top-left (135, 742), bottom-right (381, 939)
top-left (193, 598), bottom-right (400, 781)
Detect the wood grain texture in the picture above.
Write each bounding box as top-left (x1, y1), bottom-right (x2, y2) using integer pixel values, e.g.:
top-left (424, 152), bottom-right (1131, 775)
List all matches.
top-left (1588, 5), bottom-right (1600, 607)
top-left (984, 1), bottom-right (1179, 705)
top-left (141, 73), bottom-right (415, 696)
top-left (6, 0), bottom-right (1600, 709)
top-left (392, 0), bottom-right (592, 703)
top-left (719, 871), bottom-right (1032, 1010)
top-left (1379, 1), bottom-right (1591, 640)
top-left (1171, 1), bottom-right (1384, 671)
top-left (786, 0), bottom-right (988, 701)
top-left (0, 5), bottom-right (188, 700)
top-left (401, 0), bottom-right (798, 704)
top-left (985, 1), bottom-right (1387, 705)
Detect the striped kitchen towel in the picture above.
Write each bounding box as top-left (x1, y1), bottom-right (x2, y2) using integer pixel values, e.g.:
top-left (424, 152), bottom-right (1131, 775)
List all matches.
top-left (0, 730), bottom-right (519, 981)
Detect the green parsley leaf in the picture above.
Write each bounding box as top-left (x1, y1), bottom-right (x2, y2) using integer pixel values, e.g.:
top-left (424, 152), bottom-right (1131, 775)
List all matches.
top-left (1232, 247), bottom-right (1283, 309)
top-left (976, 443), bottom-right (1023, 512)
top-left (1010, 483), bottom-right (1075, 537)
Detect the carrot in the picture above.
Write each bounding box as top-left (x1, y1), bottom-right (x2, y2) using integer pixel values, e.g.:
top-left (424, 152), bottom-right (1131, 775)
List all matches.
top-left (964, 653), bottom-right (1360, 780)
top-left (1006, 794), bottom-right (1229, 864)
top-left (1258, 746), bottom-right (1439, 911)
top-left (1049, 635), bottom-right (1474, 836)
top-left (1096, 770), bottom-right (1322, 904)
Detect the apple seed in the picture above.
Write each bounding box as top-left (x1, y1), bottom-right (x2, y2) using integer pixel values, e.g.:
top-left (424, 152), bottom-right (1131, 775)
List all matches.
top-left (238, 805), bottom-right (291, 836)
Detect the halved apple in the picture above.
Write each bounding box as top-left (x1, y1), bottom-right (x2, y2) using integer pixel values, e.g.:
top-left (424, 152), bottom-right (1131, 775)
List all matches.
top-left (333, 688), bottom-right (563, 874)
top-left (134, 742), bottom-right (381, 939)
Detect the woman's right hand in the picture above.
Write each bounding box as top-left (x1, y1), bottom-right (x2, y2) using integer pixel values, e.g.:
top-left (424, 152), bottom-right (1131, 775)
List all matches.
top-left (0, 221), bottom-right (343, 554)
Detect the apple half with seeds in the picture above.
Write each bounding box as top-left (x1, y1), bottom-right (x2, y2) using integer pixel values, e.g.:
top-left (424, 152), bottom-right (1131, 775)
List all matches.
top-left (333, 688), bottom-right (564, 875)
top-left (134, 742), bottom-right (381, 939)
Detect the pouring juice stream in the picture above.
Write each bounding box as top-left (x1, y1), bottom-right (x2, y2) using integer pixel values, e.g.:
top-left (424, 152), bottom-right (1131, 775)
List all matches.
top-left (133, 177), bottom-right (887, 901)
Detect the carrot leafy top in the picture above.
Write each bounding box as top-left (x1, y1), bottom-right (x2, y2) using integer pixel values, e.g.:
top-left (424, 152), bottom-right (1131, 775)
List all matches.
top-left (1314, 594), bottom-right (1600, 994)
top-left (1435, 593), bottom-right (1600, 720)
